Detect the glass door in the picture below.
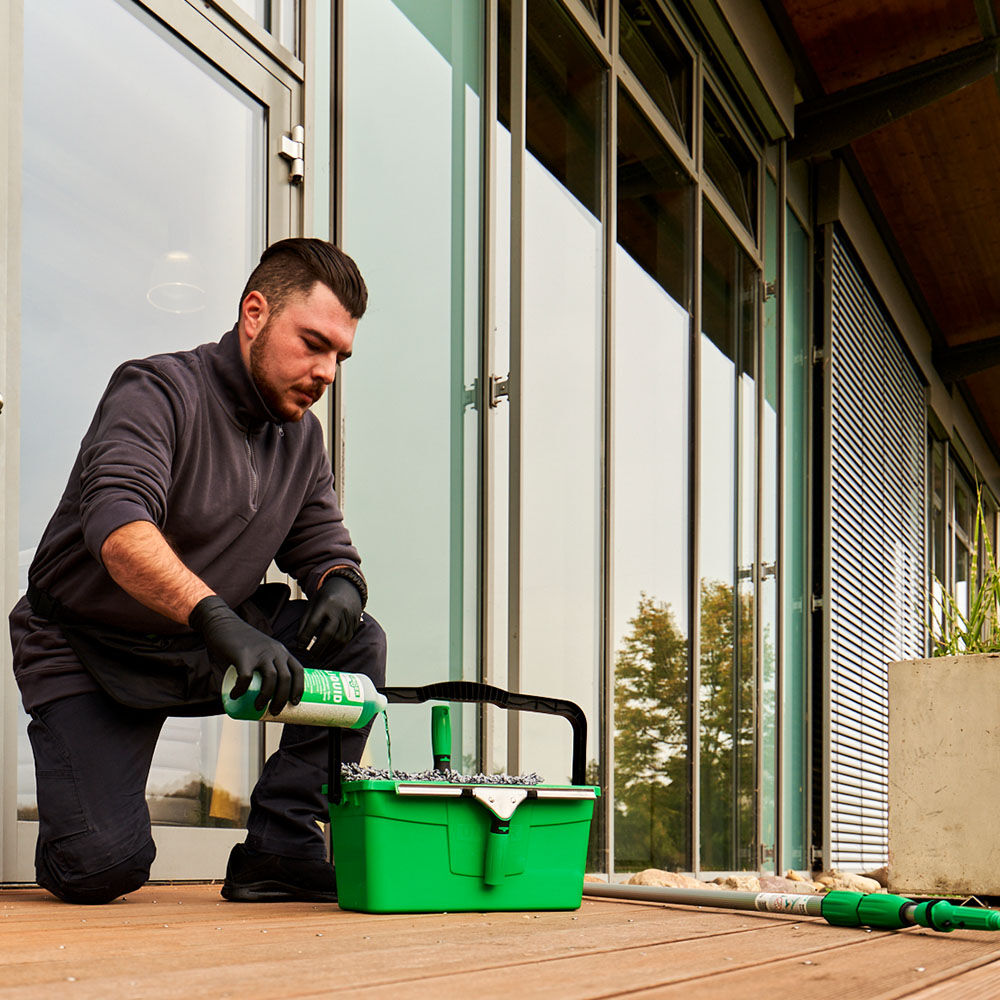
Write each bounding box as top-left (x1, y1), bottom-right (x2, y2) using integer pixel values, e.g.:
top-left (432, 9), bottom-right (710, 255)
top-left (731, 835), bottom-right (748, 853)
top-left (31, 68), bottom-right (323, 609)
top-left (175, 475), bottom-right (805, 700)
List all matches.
top-left (3, 0), bottom-right (301, 881)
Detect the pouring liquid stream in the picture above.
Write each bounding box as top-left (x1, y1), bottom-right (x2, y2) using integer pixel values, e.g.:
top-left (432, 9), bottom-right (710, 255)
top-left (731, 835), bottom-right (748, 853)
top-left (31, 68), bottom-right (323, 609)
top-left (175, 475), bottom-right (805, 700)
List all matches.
top-left (383, 711), bottom-right (394, 779)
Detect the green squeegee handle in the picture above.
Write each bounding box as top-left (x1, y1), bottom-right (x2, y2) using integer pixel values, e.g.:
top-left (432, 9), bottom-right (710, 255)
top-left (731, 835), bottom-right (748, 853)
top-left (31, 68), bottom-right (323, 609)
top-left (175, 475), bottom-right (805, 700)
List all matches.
top-left (431, 705), bottom-right (452, 771)
top-left (380, 681), bottom-right (589, 786)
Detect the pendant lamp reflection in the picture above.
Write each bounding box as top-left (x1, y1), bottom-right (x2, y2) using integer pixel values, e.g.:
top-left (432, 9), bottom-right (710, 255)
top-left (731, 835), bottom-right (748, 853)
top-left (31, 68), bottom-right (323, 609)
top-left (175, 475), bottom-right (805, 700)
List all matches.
top-left (146, 250), bottom-right (207, 314)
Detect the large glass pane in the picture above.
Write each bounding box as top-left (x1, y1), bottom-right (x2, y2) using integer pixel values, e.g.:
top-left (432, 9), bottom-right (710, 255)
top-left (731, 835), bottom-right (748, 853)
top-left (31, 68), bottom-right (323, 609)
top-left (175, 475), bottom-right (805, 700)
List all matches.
top-left (341, 0), bottom-right (482, 773)
top-left (703, 88), bottom-right (758, 239)
top-left (929, 438), bottom-right (946, 647)
top-left (954, 468), bottom-right (974, 620)
top-left (613, 94), bottom-right (694, 872)
top-left (781, 208), bottom-right (809, 870)
top-left (19, 0), bottom-right (265, 826)
top-left (518, 1), bottom-right (604, 810)
top-left (619, 0), bottom-right (692, 146)
top-left (699, 203), bottom-right (757, 871)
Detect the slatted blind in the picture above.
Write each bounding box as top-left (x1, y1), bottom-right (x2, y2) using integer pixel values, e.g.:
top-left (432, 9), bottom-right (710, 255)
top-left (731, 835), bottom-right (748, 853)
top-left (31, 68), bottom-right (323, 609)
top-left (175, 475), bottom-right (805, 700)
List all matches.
top-left (828, 229), bottom-right (925, 871)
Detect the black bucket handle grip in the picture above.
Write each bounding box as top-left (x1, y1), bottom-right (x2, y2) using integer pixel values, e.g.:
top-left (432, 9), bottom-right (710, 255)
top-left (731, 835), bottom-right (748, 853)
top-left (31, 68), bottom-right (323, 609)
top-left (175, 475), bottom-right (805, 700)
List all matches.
top-left (327, 681), bottom-right (588, 807)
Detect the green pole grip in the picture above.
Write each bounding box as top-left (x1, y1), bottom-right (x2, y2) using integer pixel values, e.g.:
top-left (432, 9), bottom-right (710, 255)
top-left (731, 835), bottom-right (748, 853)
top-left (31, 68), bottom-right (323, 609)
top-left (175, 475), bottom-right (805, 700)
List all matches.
top-left (431, 704), bottom-right (452, 771)
top-left (911, 899), bottom-right (1000, 932)
top-left (484, 822), bottom-right (509, 887)
top-left (822, 891), bottom-right (910, 930)
top-left (822, 891), bottom-right (1000, 933)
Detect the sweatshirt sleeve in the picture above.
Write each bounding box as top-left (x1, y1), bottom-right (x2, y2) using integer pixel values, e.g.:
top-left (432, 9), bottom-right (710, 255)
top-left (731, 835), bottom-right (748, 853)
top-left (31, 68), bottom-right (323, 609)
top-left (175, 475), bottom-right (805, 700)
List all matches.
top-left (78, 363), bottom-right (181, 563)
top-left (274, 423), bottom-right (363, 597)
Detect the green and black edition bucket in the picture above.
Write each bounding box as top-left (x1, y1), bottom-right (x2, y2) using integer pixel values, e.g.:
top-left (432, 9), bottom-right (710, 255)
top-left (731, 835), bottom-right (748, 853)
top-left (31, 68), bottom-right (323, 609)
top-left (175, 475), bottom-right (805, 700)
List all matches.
top-left (325, 681), bottom-right (600, 913)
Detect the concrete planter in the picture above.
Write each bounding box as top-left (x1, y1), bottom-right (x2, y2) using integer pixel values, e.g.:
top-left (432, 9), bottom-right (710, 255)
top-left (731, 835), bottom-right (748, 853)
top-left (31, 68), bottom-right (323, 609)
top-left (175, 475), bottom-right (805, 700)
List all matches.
top-left (888, 654), bottom-right (1000, 895)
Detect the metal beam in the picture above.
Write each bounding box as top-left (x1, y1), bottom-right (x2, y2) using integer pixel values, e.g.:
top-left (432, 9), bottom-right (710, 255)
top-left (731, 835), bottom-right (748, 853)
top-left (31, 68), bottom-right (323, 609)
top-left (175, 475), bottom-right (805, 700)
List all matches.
top-left (934, 334), bottom-right (1000, 382)
top-left (789, 38), bottom-right (1000, 161)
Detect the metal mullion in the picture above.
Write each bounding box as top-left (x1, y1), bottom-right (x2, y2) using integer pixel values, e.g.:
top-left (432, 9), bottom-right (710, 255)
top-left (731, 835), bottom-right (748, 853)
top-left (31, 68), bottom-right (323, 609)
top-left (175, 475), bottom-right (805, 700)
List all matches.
top-left (801, 198), bottom-right (816, 877)
top-left (479, 0), bottom-right (498, 769)
top-left (774, 140), bottom-right (787, 872)
top-left (559, 0), bottom-right (612, 62)
top-left (448, 1), bottom-right (469, 723)
top-left (689, 50), bottom-right (704, 876)
top-left (170, 0), bottom-right (305, 81)
top-left (616, 64), bottom-right (695, 175)
top-left (331, 0), bottom-right (346, 500)
top-left (731, 237), bottom-right (742, 870)
top-left (506, 0), bottom-right (526, 781)
top-left (818, 223), bottom-right (835, 874)
top-left (601, 0), bottom-right (618, 878)
top-left (701, 175), bottom-right (761, 268)
top-left (269, 0), bottom-right (280, 43)
top-left (753, 166), bottom-right (767, 872)
top-left (0, 0), bottom-right (24, 882)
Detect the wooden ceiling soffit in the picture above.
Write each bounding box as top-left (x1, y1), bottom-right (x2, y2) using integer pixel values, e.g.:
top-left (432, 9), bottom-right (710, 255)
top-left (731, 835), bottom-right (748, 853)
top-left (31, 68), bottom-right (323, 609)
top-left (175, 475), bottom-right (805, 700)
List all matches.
top-left (789, 38), bottom-right (1000, 161)
top-left (935, 334), bottom-right (1000, 382)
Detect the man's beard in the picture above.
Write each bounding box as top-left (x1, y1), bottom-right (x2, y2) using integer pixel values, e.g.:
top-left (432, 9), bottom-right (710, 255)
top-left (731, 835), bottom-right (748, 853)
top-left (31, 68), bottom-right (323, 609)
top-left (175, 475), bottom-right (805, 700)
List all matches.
top-left (249, 322), bottom-right (323, 422)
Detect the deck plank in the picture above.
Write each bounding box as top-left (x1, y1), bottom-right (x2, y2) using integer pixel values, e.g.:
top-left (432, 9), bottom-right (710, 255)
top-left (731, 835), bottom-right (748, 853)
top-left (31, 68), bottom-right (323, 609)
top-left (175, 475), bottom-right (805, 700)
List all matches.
top-left (2, 885), bottom-right (1000, 1000)
top-left (893, 957), bottom-right (1000, 999)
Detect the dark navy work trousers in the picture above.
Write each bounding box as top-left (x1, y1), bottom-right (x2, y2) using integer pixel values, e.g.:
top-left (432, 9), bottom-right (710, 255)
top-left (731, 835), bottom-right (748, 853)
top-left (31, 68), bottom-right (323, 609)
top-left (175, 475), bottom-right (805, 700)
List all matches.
top-left (27, 603), bottom-right (386, 905)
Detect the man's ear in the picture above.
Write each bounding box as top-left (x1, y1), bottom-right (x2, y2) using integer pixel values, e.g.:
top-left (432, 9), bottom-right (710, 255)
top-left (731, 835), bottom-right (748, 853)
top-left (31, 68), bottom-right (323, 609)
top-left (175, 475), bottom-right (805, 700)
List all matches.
top-left (241, 290), bottom-right (269, 341)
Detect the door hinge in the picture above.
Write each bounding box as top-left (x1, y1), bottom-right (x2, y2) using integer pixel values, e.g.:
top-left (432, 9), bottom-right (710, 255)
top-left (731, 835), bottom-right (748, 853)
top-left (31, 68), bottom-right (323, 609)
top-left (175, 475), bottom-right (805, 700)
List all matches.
top-left (489, 373), bottom-right (510, 408)
top-left (280, 125), bottom-right (305, 184)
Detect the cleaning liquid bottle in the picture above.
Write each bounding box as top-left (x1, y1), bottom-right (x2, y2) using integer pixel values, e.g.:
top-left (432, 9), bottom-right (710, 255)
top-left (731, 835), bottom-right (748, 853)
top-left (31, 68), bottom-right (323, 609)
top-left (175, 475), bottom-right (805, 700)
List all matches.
top-left (222, 665), bottom-right (387, 729)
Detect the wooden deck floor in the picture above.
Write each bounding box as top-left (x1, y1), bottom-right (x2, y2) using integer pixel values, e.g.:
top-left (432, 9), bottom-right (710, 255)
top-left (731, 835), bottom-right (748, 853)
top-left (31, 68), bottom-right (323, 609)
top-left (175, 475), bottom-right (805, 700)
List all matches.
top-left (3, 883), bottom-right (1000, 999)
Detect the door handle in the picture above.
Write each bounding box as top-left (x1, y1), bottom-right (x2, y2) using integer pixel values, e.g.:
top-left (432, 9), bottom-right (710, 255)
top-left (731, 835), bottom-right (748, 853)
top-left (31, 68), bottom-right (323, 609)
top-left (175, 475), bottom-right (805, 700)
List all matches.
top-left (0, 391), bottom-right (4, 414)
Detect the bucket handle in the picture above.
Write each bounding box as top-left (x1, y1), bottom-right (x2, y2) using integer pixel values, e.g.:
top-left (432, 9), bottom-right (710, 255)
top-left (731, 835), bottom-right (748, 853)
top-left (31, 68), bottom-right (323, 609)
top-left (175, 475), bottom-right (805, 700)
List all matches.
top-left (327, 681), bottom-right (589, 807)
top-left (381, 681), bottom-right (588, 787)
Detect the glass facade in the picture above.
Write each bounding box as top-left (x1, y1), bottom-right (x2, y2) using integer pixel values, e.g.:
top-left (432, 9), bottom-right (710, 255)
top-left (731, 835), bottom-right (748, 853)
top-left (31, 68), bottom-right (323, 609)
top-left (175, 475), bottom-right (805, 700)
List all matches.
top-left (1, 0), bottom-right (826, 881)
top-left (782, 207), bottom-right (810, 870)
top-left (698, 202), bottom-right (758, 872)
top-left (517, 0), bottom-right (604, 794)
top-left (613, 92), bottom-right (693, 872)
top-left (333, 0), bottom-right (816, 874)
top-left (340, 0), bottom-right (483, 773)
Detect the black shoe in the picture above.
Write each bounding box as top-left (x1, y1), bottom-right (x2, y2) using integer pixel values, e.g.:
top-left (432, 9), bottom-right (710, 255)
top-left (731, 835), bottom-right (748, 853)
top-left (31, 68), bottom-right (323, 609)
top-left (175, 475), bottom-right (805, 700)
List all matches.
top-left (221, 843), bottom-right (338, 903)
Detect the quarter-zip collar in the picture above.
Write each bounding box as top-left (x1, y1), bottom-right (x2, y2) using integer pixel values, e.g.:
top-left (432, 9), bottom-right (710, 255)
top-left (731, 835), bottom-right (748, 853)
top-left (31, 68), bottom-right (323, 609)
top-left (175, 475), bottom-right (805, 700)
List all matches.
top-left (207, 326), bottom-right (283, 433)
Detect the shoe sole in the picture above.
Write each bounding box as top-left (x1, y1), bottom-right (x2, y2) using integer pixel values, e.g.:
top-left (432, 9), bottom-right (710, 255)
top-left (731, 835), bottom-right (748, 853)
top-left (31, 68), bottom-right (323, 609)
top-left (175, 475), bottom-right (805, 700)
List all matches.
top-left (221, 880), bottom-right (338, 903)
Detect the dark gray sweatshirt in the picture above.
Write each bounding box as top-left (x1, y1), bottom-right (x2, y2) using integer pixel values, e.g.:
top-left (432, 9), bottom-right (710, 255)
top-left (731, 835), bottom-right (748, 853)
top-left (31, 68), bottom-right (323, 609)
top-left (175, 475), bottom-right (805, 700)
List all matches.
top-left (10, 327), bottom-right (363, 710)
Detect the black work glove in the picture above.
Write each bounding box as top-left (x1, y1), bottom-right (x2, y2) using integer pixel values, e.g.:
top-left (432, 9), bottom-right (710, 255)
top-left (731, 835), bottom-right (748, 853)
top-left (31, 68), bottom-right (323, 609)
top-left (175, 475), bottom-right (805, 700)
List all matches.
top-left (189, 595), bottom-right (304, 714)
top-left (296, 574), bottom-right (363, 660)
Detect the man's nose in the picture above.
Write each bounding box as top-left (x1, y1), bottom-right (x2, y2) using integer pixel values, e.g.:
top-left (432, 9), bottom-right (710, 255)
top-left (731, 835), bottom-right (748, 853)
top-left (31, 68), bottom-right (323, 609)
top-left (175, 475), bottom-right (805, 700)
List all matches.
top-left (314, 355), bottom-right (338, 384)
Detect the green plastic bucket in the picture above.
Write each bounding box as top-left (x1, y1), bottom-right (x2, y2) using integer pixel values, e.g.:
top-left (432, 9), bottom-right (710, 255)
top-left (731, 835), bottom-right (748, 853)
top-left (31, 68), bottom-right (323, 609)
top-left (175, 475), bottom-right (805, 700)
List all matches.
top-left (328, 779), bottom-right (599, 913)
top-left (325, 680), bottom-right (598, 913)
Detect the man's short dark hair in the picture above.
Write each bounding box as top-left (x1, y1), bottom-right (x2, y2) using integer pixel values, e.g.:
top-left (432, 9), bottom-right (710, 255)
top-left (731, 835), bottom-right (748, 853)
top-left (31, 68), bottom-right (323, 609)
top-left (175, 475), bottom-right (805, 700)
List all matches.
top-left (238, 238), bottom-right (368, 323)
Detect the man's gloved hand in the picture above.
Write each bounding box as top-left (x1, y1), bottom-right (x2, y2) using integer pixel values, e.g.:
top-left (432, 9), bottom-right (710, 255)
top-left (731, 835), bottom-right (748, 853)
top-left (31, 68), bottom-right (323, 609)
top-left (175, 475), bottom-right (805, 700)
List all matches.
top-left (189, 595), bottom-right (304, 714)
top-left (296, 574), bottom-right (363, 660)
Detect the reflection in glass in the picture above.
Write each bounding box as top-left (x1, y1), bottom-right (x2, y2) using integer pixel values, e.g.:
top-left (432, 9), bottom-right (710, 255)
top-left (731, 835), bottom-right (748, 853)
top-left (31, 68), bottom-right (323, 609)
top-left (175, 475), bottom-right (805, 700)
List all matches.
top-left (514, 3), bottom-right (604, 857)
top-left (619, 0), bottom-right (692, 146)
top-left (703, 88), bottom-right (758, 238)
top-left (782, 209), bottom-right (810, 869)
top-left (613, 94), bottom-right (693, 872)
top-left (699, 203), bottom-right (758, 871)
top-left (929, 438), bottom-right (947, 643)
top-left (19, 0), bottom-right (264, 827)
top-left (341, 0), bottom-right (483, 771)
top-left (954, 469), bottom-right (974, 620)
